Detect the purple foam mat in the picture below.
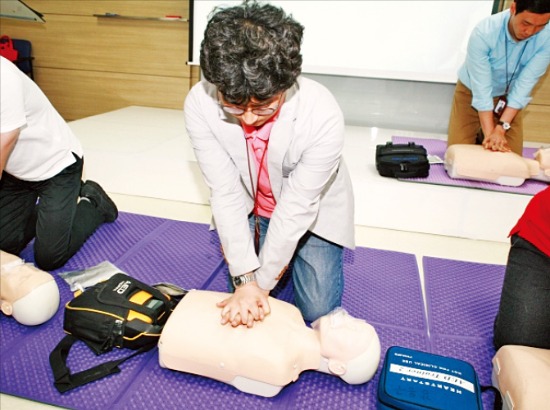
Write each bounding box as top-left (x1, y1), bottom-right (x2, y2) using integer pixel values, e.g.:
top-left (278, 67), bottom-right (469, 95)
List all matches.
top-left (193, 247), bottom-right (429, 409)
top-left (391, 136), bottom-right (548, 196)
top-left (423, 256), bottom-right (505, 409)
top-left (113, 325), bottom-right (430, 410)
top-left (342, 247), bottom-right (426, 330)
top-left (1, 212), bottom-right (226, 409)
top-left (423, 256), bottom-right (505, 338)
top-left (289, 325), bottom-right (430, 410)
top-left (206, 247), bottom-right (426, 330)
top-left (204, 261), bottom-right (296, 304)
top-left (20, 212), bottom-right (224, 289)
top-left (20, 212), bottom-right (172, 269)
top-left (281, 326), bottom-right (429, 410)
top-left (1, 212), bottom-right (431, 410)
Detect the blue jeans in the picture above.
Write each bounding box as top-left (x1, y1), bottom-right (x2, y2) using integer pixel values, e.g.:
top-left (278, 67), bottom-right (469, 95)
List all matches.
top-left (493, 235), bottom-right (550, 349)
top-left (249, 214), bottom-right (344, 322)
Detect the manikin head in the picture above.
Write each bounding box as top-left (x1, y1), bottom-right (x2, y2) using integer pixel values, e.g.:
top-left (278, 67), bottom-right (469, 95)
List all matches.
top-left (312, 308), bottom-right (381, 384)
top-left (1, 251), bottom-right (60, 326)
top-left (535, 147), bottom-right (550, 172)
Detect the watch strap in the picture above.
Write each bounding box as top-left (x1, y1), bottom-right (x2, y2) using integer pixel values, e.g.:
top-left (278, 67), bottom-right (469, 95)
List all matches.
top-left (232, 272), bottom-right (256, 288)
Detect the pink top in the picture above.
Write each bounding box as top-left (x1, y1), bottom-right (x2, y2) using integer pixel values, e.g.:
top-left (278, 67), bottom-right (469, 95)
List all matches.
top-left (242, 116), bottom-right (278, 218)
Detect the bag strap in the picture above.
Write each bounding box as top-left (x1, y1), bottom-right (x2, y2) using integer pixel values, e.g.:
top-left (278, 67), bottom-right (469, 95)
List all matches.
top-left (49, 334), bottom-right (153, 393)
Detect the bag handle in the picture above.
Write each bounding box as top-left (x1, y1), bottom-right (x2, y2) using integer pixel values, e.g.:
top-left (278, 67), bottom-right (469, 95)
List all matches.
top-left (49, 334), bottom-right (153, 393)
top-left (0, 35), bottom-right (19, 62)
top-left (0, 35), bottom-right (13, 45)
top-left (97, 273), bottom-right (172, 323)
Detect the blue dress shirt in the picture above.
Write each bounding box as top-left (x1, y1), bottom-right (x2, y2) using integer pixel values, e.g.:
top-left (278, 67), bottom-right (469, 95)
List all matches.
top-left (458, 9), bottom-right (550, 111)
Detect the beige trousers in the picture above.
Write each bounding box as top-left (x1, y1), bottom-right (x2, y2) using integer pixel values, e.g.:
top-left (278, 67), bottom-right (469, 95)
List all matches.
top-left (447, 80), bottom-right (524, 155)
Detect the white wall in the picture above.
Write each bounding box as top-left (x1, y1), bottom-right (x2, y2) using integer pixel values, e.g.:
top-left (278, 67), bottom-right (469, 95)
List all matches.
top-left (306, 74), bottom-right (456, 134)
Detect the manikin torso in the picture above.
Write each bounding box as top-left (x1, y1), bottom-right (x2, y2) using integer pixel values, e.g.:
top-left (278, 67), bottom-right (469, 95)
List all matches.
top-left (445, 145), bottom-right (550, 186)
top-left (158, 290), bottom-right (380, 397)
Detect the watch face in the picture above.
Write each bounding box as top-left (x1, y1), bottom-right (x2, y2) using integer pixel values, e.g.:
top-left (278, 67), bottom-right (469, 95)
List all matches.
top-left (233, 276), bottom-right (243, 287)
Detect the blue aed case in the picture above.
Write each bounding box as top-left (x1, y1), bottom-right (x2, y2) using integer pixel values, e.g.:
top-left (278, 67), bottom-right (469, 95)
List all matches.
top-left (377, 346), bottom-right (483, 410)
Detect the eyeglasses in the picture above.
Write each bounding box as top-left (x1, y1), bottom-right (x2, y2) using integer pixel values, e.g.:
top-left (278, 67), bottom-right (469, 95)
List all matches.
top-left (220, 94), bottom-right (283, 116)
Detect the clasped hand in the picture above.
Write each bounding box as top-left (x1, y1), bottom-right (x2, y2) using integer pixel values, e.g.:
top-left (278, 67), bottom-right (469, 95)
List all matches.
top-left (483, 128), bottom-right (511, 152)
top-left (217, 282), bottom-right (271, 328)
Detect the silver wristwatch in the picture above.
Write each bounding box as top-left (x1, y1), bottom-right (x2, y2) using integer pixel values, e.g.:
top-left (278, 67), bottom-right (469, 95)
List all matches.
top-left (232, 272), bottom-right (256, 288)
top-left (498, 121), bottom-right (511, 131)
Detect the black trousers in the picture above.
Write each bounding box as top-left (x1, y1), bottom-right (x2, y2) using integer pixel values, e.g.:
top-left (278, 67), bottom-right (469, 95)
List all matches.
top-left (493, 235), bottom-right (550, 350)
top-left (0, 155), bottom-right (104, 270)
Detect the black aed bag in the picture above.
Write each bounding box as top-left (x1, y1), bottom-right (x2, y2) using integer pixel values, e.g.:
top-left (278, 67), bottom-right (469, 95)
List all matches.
top-left (49, 273), bottom-right (184, 393)
top-left (376, 142), bottom-right (430, 178)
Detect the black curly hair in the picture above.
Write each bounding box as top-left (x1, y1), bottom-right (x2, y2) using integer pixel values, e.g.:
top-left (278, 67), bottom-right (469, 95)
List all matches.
top-left (200, 0), bottom-right (304, 105)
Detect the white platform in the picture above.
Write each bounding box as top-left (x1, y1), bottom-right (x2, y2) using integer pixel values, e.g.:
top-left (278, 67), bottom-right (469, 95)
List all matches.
top-left (70, 106), bottom-right (534, 244)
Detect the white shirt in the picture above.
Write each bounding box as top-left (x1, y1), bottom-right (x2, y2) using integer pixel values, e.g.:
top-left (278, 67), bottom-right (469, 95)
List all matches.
top-left (0, 56), bottom-right (83, 181)
top-left (185, 77), bottom-right (355, 289)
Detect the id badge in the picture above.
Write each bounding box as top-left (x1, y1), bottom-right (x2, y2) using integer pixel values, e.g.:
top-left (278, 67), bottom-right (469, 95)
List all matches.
top-left (494, 96), bottom-right (507, 118)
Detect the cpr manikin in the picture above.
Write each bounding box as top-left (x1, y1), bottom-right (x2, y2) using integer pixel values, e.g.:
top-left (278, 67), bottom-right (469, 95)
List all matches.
top-left (158, 290), bottom-right (381, 397)
top-left (445, 145), bottom-right (550, 187)
top-left (0, 251), bottom-right (60, 325)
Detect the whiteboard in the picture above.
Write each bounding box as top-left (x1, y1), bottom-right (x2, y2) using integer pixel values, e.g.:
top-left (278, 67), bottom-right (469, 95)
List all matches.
top-left (191, 0), bottom-right (495, 83)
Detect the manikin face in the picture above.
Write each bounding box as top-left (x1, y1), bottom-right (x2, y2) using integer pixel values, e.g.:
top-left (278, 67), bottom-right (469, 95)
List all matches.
top-left (508, 2), bottom-right (550, 41)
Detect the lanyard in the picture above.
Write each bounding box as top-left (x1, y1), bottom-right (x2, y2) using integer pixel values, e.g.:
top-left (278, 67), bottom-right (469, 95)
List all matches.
top-left (504, 29), bottom-right (528, 94)
top-left (246, 137), bottom-right (269, 255)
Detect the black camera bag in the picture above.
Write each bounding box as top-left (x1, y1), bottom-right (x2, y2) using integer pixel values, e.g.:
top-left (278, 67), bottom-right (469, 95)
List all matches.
top-left (49, 273), bottom-right (184, 393)
top-left (376, 142), bottom-right (430, 178)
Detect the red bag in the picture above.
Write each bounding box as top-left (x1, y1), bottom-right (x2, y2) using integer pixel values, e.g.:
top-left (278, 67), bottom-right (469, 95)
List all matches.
top-left (0, 35), bottom-right (19, 62)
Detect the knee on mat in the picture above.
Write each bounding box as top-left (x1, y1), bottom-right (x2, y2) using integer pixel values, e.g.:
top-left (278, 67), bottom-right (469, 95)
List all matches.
top-left (34, 252), bottom-right (67, 271)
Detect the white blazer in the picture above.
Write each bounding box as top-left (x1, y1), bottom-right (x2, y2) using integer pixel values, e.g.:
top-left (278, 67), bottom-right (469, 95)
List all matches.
top-left (184, 76), bottom-right (355, 290)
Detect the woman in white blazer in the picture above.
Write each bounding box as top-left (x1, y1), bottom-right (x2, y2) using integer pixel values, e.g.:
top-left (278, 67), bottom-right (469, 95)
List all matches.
top-left (184, 1), bottom-right (355, 326)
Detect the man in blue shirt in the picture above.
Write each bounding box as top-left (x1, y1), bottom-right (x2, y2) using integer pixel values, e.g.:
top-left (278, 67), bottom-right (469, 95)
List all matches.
top-left (447, 0), bottom-right (550, 155)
